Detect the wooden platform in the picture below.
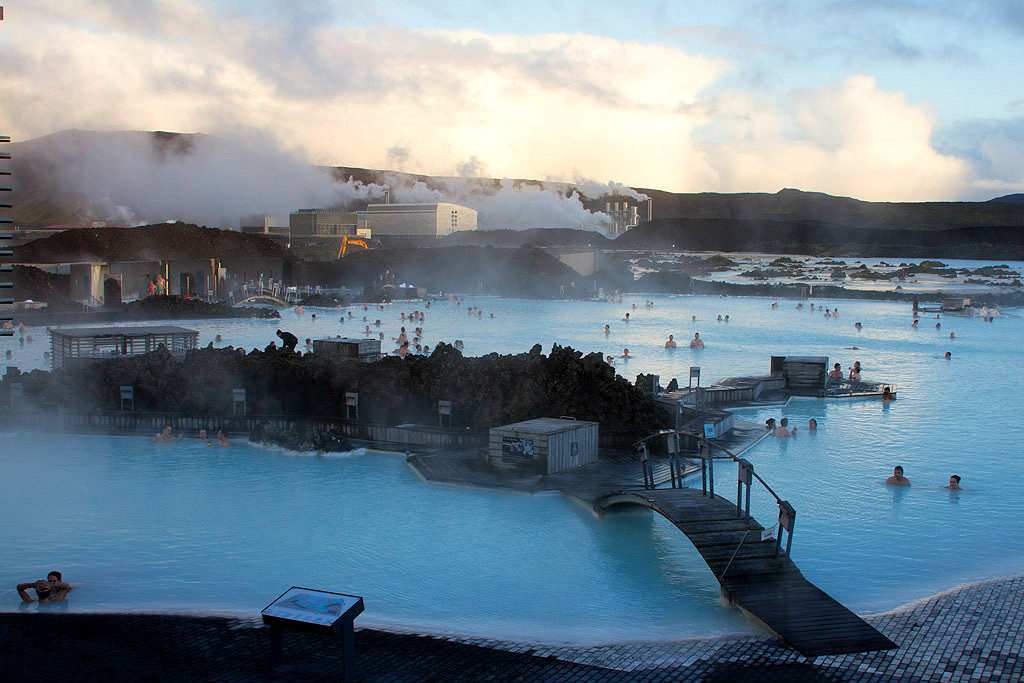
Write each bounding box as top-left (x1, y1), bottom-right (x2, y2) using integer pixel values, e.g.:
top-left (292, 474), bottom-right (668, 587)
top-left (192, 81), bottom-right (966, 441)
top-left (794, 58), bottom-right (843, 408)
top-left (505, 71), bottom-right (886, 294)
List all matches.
top-left (593, 488), bottom-right (897, 658)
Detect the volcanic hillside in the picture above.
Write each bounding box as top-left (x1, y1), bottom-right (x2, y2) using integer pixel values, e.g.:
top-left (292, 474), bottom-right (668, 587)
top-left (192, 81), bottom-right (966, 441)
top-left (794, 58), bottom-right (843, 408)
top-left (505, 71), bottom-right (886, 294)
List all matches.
top-left (11, 223), bottom-right (290, 263)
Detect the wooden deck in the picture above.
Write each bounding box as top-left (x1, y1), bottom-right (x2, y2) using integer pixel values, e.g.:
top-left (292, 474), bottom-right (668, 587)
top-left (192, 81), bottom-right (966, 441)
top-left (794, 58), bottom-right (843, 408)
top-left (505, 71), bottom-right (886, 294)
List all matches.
top-left (594, 488), bottom-right (898, 658)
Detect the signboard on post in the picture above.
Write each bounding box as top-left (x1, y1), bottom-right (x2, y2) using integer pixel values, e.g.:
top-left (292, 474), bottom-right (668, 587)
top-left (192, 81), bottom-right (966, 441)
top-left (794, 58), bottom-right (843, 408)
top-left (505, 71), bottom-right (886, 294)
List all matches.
top-left (262, 586), bottom-right (365, 681)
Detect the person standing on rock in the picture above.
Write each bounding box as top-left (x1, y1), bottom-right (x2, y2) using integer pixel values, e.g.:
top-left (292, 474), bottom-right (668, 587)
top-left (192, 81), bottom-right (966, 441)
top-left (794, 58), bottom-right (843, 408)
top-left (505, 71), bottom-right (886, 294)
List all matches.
top-left (276, 329), bottom-right (298, 352)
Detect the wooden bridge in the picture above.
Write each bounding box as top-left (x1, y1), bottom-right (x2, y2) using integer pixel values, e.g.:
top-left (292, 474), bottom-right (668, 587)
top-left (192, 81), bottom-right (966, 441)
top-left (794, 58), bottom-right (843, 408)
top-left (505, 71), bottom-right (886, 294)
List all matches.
top-left (595, 432), bottom-right (898, 658)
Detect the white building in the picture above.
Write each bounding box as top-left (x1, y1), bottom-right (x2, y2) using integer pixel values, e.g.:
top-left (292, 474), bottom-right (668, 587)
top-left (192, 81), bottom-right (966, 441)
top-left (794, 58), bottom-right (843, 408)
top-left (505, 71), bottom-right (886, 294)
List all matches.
top-left (365, 202), bottom-right (477, 239)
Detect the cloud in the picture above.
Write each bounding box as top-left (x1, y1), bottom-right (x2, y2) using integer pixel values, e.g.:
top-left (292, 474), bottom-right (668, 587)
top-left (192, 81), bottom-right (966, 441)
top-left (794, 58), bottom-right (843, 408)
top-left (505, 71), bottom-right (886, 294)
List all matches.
top-left (0, 0), bottom-right (1016, 202)
top-left (932, 117), bottom-right (1024, 197)
top-left (692, 75), bottom-right (971, 201)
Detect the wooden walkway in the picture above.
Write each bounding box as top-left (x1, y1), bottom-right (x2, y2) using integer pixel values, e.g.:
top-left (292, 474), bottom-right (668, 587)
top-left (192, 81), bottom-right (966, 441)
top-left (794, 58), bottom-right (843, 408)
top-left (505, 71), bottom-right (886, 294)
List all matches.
top-left (594, 488), bottom-right (897, 658)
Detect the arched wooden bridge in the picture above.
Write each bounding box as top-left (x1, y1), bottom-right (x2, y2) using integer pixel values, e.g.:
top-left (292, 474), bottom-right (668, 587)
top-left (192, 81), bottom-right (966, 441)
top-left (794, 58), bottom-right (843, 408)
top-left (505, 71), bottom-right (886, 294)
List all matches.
top-left (594, 432), bottom-right (897, 658)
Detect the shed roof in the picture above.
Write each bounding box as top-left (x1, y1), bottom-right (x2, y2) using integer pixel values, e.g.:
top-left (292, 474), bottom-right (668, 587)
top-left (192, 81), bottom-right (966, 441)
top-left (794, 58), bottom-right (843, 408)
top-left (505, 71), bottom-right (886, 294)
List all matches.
top-left (783, 356), bottom-right (829, 364)
top-left (50, 326), bottom-right (199, 338)
top-left (493, 417), bottom-right (599, 434)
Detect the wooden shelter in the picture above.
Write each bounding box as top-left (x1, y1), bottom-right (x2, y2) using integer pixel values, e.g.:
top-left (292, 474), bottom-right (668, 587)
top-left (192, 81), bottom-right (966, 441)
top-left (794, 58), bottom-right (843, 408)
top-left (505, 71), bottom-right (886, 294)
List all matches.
top-left (50, 325), bottom-right (199, 370)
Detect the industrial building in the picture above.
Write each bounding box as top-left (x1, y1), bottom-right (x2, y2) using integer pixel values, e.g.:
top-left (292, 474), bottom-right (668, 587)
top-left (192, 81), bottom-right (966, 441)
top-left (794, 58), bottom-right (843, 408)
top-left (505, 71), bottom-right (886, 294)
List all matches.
top-left (288, 208), bottom-right (371, 260)
top-left (365, 202), bottom-right (477, 240)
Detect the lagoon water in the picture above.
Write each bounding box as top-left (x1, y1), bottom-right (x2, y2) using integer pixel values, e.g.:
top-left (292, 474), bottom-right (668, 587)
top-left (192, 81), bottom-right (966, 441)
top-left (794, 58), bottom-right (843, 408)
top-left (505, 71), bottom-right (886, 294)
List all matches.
top-left (3, 293), bottom-right (1024, 642)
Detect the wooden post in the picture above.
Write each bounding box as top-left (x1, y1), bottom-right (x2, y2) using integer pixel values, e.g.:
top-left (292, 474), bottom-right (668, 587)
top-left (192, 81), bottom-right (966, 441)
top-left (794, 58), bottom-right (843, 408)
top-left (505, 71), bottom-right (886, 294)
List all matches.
top-left (119, 386), bottom-right (134, 412)
top-left (438, 400), bottom-right (452, 429)
top-left (737, 459), bottom-right (753, 518)
top-left (776, 500), bottom-right (796, 557)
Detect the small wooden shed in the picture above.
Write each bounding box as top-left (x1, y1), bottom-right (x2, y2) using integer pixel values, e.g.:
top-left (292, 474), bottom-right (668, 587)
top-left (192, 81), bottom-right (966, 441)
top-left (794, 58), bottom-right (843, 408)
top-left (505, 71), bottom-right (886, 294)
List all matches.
top-left (487, 418), bottom-right (599, 474)
top-left (50, 325), bottom-right (199, 371)
top-left (771, 355), bottom-right (828, 396)
top-left (312, 337), bottom-right (381, 363)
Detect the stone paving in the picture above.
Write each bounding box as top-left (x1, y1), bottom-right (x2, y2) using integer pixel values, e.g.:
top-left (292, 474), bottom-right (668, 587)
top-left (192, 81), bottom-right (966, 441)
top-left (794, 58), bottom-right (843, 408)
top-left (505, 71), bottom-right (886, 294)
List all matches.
top-left (2, 574), bottom-right (1021, 682)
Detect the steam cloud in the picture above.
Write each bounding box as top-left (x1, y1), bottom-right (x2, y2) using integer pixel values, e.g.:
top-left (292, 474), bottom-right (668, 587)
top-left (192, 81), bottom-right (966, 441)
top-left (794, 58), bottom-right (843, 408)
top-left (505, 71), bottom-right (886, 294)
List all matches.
top-left (16, 131), bottom-right (648, 232)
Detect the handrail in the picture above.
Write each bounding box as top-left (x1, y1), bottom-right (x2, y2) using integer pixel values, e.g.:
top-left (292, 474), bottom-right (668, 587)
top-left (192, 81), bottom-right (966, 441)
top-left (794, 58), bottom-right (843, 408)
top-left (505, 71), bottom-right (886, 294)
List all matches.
top-left (633, 429), bottom-right (784, 506)
top-left (633, 427), bottom-right (796, 556)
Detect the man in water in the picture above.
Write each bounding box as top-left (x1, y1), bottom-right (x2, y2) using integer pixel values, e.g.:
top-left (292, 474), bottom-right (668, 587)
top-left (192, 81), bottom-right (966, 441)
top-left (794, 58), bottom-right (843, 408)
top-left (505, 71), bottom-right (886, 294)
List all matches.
top-left (828, 362), bottom-right (843, 380)
top-left (945, 351), bottom-right (952, 359)
top-left (664, 335), bottom-right (677, 348)
top-left (152, 425), bottom-right (178, 443)
top-left (214, 430), bottom-right (231, 447)
top-left (808, 418), bottom-right (817, 431)
top-left (773, 418), bottom-right (796, 437)
top-left (689, 333), bottom-right (704, 348)
top-left (945, 475), bottom-right (964, 491)
top-left (886, 465), bottom-right (911, 486)
top-left (276, 329), bottom-right (298, 352)
top-left (621, 348), bottom-right (631, 359)
top-left (17, 571), bottom-right (71, 603)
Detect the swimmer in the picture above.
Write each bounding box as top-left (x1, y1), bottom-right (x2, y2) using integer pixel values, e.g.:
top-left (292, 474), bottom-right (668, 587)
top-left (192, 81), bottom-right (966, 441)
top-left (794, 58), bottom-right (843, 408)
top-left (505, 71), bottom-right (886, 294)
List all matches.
top-left (848, 361), bottom-right (862, 381)
top-left (152, 425), bottom-right (178, 443)
top-left (26, 335), bottom-right (33, 343)
top-left (689, 332), bottom-right (704, 348)
top-left (621, 348), bottom-right (631, 359)
top-left (664, 335), bottom-right (677, 349)
top-left (214, 430), bottom-right (231, 447)
top-left (624, 312), bottom-right (631, 322)
top-left (773, 418), bottom-right (796, 437)
top-left (808, 418), bottom-right (817, 431)
top-left (936, 322), bottom-right (941, 329)
top-left (945, 351), bottom-right (952, 359)
top-left (828, 362), bottom-right (843, 380)
top-left (4, 350), bottom-right (11, 359)
top-left (796, 303), bottom-right (804, 309)
top-left (691, 315), bottom-right (696, 322)
top-left (198, 429), bottom-right (208, 442)
top-left (912, 320), bottom-right (919, 328)
top-left (215, 334), bottom-right (223, 343)
top-left (724, 315), bottom-right (729, 322)
top-left (950, 332), bottom-right (954, 339)
top-left (606, 355), bottom-right (615, 365)
top-left (881, 386), bottom-right (895, 402)
top-left (945, 475), bottom-right (964, 491)
top-left (311, 314), bottom-right (316, 321)
top-left (17, 571), bottom-right (71, 603)
top-left (855, 322), bottom-right (862, 331)
top-left (717, 315), bottom-right (722, 321)
top-left (765, 418), bottom-right (776, 431)
top-left (304, 338), bottom-right (313, 349)
top-left (295, 306), bottom-right (305, 315)
top-left (885, 465), bottom-right (910, 486)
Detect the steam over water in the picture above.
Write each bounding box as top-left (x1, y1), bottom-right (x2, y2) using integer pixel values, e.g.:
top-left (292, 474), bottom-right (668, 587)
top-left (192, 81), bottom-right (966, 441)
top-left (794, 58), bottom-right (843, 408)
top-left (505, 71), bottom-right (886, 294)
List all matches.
top-left (3, 293), bottom-right (1023, 643)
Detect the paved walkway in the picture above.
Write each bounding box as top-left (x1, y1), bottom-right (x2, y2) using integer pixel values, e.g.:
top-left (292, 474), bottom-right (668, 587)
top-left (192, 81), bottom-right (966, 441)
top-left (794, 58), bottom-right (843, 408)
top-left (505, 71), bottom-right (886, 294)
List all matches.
top-left (2, 575), bottom-right (1021, 682)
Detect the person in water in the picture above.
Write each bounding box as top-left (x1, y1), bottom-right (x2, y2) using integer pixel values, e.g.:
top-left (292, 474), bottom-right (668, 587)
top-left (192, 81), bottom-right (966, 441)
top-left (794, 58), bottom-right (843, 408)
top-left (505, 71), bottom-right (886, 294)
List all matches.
top-left (152, 425), bottom-right (178, 443)
top-left (621, 348), bottom-right (631, 359)
top-left (689, 333), bottom-right (704, 348)
top-left (18, 571), bottom-right (71, 603)
top-left (886, 465), bottom-right (911, 486)
top-left (276, 329), bottom-right (298, 352)
top-left (773, 418), bottom-right (796, 437)
top-left (664, 335), bottom-right (677, 348)
top-left (604, 324), bottom-right (611, 335)
top-left (945, 475), bottom-right (964, 491)
top-left (882, 386), bottom-right (896, 401)
top-left (216, 430), bottom-right (231, 446)
top-left (945, 351), bottom-right (952, 359)
top-left (848, 361), bottom-right (862, 381)
top-left (808, 418), bottom-right (817, 431)
top-left (828, 362), bottom-right (843, 380)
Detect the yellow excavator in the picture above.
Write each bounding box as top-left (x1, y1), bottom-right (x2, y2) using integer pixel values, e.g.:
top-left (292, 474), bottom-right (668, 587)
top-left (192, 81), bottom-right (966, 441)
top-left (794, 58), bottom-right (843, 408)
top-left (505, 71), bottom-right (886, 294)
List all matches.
top-left (338, 236), bottom-right (369, 259)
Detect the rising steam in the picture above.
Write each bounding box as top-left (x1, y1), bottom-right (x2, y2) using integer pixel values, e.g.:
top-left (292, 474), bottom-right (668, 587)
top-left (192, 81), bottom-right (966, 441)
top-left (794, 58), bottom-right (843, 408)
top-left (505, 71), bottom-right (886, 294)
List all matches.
top-left (14, 130), bottom-right (646, 232)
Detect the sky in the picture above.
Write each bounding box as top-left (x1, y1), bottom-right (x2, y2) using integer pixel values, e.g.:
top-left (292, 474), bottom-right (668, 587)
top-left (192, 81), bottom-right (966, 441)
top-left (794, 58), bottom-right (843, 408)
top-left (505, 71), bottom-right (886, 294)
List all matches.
top-left (1, 0), bottom-right (1023, 202)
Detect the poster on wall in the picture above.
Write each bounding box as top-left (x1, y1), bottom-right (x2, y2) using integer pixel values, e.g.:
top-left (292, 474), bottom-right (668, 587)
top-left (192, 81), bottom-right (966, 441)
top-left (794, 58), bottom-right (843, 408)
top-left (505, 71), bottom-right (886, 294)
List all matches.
top-left (502, 437), bottom-right (535, 464)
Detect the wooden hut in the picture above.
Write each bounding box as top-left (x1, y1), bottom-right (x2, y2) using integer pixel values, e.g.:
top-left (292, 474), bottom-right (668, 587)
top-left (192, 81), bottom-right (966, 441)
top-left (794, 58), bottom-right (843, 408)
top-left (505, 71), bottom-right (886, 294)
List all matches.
top-left (312, 337), bottom-right (382, 363)
top-left (771, 355), bottom-right (828, 396)
top-left (487, 418), bottom-right (599, 474)
top-left (50, 326), bottom-right (199, 370)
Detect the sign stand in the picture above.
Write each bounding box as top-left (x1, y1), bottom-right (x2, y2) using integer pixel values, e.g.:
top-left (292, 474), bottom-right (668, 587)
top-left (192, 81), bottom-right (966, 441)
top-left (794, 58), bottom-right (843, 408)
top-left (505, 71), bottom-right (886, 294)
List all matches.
top-left (261, 586), bottom-right (365, 681)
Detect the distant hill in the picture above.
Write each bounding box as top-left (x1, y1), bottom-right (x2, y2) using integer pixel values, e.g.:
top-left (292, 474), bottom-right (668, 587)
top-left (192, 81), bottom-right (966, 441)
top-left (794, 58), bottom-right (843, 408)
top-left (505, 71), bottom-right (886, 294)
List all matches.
top-left (6, 129), bottom-right (1024, 258)
top-left (442, 228), bottom-right (612, 248)
top-left (11, 222), bottom-right (289, 263)
top-left (988, 194), bottom-right (1024, 204)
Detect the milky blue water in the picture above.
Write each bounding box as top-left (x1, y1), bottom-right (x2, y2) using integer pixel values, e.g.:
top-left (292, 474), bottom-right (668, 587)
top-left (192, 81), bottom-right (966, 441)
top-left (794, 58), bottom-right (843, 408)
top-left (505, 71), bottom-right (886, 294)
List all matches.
top-left (3, 293), bottom-right (1023, 643)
